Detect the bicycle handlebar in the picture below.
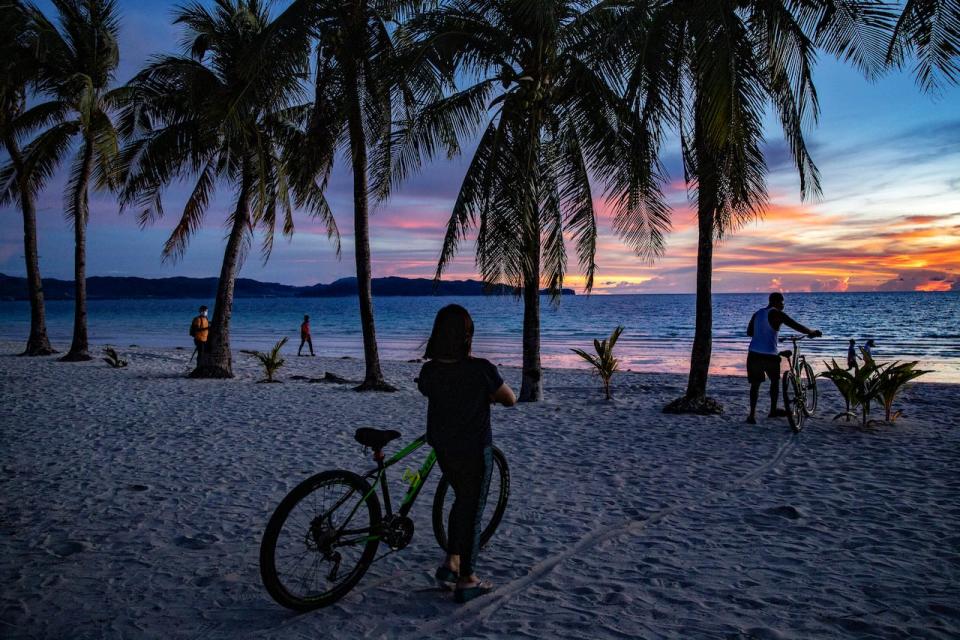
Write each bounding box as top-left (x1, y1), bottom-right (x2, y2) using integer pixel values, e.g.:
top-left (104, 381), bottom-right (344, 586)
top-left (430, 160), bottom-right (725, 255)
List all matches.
top-left (779, 334), bottom-right (819, 343)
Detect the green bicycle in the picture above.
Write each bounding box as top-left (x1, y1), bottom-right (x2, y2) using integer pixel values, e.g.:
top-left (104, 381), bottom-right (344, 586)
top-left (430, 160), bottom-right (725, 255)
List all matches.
top-left (780, 334), bottom-right (819, 432)
top-left (259, 428), bottom-right (510, 611)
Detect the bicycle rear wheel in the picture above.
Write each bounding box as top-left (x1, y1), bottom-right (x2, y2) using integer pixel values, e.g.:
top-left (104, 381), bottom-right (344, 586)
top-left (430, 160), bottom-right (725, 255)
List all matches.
top-left (432, 446), bottom-right (510, 552)
top-left (801, 360), bottom-right (818, 416)
top-left (260, 470), bottom-right (381, 611)
top-left (782, 372), bottom-right (805, 433)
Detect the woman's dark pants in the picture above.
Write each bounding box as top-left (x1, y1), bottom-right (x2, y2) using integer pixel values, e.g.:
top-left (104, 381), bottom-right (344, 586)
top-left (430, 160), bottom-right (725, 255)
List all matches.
top-left (437, 446), bottom-right (493, 578)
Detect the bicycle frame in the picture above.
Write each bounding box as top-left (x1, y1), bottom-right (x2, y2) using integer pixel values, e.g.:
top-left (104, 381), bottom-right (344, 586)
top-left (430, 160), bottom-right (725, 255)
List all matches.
top-left (783, 335), bottom-right (808, 376)
top-left (363, 435), bottom-right (438, 518)
top-left (326, 435), bottom-right (439, 547)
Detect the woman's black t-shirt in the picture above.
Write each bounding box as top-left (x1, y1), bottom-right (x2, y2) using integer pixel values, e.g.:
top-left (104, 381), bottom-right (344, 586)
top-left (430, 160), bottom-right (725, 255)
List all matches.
top-left (417, 358), bottom-right (504, 456)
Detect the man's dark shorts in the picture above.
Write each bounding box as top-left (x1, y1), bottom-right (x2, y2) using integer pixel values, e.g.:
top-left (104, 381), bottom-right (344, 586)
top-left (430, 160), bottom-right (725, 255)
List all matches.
top-left (747, 351), bottom-right (781, 384)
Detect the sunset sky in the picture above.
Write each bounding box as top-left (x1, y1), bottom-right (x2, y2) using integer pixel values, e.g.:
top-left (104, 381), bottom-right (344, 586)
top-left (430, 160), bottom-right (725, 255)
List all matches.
top-left (1, 0), bottom-right (958, 294)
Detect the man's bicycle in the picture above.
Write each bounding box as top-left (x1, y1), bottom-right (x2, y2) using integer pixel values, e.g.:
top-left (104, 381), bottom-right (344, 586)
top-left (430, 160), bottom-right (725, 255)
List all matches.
top-left (779, 335), bottom-right (819, 432)
top-left (259, 428), bottom-right (510, 611)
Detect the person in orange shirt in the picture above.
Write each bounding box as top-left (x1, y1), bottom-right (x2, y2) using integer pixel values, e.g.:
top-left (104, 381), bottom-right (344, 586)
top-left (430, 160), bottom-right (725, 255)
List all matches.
top-left (189, 305), bottom-right (209, 362)
top-left (298, 314), bottom-right (314, 356)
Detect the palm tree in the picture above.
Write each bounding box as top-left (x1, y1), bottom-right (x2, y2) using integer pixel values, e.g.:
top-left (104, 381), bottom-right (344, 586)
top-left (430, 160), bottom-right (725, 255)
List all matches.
top-left (399, 0), bottom-right (670, 401)
top-left (623, 0), bottom-right (894, 414)
top-left (7, 0), bottom-right (124, 362)
top-left (117, 0), bottom-right (339, 379)
top-left (0, 0), bottom-right (56, 356)
top-left (887, 0), bottom-right (959, 91)
top-left (263, 0), bottom-right (452, 392)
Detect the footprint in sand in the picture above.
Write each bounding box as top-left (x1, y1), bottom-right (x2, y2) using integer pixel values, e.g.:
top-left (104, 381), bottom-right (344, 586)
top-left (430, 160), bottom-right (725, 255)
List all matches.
top-left (603, 591), bottom-right (632, 605)
top-left (174, 533), bottom-right (220, 550)
top-left (766, 505), bottom-right (802, 519)
top-left (743, 505), bottom-right (802, 528)
top-left (46, 540), bottom-right (88, 558)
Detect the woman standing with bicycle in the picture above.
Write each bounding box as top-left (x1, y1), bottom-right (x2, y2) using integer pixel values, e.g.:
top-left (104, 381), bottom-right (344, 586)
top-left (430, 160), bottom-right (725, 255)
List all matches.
top-left (418, 304), bottom-right (516, 603)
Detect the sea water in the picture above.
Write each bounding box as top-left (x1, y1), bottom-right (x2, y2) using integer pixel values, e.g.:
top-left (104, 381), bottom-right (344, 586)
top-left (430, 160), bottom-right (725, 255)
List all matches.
top-left (1, 291), bottom-right (957, 381)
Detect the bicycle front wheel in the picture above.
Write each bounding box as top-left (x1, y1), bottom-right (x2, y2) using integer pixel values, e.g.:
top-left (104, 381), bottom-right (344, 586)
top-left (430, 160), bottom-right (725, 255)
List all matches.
top-left (432, 446), bottom-right (510, 552)
top-left (782, 372), bottom-right (805, 433)
top-left (801, 360), bottom-right (818, 416)
top-left (260, 470), bottom-right (381, 611)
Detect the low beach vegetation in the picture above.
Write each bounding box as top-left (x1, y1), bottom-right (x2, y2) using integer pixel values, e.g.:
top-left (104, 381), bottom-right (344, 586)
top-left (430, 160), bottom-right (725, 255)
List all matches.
top-left (875, 359), bottom-right (932, 423)
top-left (101, 346), bottom-right (127, 368)
top-left (820, 351), bottom-right (931, 426)
top-left (571, 326), bottom-right (624, 401)
top-left (242, 337), bottom-right (289, 383)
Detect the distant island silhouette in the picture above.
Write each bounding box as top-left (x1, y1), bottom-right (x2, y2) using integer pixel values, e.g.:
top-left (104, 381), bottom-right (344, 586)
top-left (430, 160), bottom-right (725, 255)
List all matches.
top-left (0, 273), bottom-right (574, 300)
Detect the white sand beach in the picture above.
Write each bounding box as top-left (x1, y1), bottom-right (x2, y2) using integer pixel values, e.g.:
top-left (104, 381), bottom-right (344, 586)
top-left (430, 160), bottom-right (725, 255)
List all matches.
top-left (1, 340), bottom-right (958, 639)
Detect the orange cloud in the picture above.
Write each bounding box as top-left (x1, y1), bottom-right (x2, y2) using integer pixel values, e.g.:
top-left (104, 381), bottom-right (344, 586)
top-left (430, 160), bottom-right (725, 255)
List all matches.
top-left (916, 280), bottom-right (953, 291)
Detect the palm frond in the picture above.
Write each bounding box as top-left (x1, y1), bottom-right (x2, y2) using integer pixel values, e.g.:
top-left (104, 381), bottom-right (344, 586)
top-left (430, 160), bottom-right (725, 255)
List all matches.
top-left (887, 0), bottom-right (960, 91)
top-left (161, 156), bottom-right (217, 262)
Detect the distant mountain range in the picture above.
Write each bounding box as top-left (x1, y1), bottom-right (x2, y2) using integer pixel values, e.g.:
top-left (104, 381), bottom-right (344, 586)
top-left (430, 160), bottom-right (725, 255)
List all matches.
top-left (0, 273), bottom-right (574, 300)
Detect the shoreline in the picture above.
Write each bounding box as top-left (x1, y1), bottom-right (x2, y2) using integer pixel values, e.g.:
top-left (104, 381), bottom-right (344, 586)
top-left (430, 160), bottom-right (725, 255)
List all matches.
top-left (4, 291), bottom-right (960, 383)
top-left (2, 340), bottom-right (958, 390)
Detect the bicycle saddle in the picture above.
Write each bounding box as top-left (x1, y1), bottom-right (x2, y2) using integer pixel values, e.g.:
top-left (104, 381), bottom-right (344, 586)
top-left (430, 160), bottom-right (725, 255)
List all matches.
top-left (354, 428), bottom-right (401, 451)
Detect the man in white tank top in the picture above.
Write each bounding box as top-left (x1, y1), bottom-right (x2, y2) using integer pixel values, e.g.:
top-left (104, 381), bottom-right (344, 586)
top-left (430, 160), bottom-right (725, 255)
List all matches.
top-left (746, 292), bottom-right (821, 424)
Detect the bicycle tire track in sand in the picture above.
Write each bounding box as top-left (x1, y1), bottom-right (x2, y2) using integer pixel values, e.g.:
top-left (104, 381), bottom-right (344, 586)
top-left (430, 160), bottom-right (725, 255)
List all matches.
top-left (402, 433), bottom-right (798, 638)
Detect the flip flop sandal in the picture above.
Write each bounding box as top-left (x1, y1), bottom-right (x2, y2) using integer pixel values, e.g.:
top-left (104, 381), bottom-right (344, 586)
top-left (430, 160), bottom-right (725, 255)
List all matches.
top-left (454, 581), bottom-right (494, 603)
top-left (434, 566), bottom-right (458, 587)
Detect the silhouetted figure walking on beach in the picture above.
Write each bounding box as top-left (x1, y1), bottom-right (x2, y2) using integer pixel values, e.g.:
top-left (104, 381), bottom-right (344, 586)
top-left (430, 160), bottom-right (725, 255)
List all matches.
top-left (847, 339), bottom-right (858, 370)
top-left (864, 339), bottom-right (876, 359)
top-left (189, 305), bottom-right (209, 363)
top-left (298, 315), bottom-right (314, 356)
top-left (746, 292), bottom-right (821, 424)
top-left (418, 305), bottom-right (515, 603)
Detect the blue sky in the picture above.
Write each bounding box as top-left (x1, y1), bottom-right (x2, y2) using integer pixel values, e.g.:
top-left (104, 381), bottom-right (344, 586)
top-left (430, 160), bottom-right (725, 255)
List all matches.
top-left (1, 0), bottom-right (958, 293)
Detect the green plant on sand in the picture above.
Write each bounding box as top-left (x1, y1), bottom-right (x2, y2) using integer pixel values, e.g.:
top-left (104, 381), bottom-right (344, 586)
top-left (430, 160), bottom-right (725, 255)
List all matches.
top-left (571, 326), bottom-right (624, 401)
top-left (875, 359), bottom-right (931, 422)
top-left (102, 347), bottom-right (127, 368)
top-left (243, 338), bottom-right (288, 383)
top-left (820, 350), bottom-right (930, 426)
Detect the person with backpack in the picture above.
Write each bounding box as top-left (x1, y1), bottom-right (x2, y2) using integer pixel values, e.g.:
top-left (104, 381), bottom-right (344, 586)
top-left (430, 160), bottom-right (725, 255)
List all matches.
top-left (189, 305), bottom-right (209, 362)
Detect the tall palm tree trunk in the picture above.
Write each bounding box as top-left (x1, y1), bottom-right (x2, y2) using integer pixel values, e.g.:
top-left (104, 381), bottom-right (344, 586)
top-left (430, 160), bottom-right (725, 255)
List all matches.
top-left (665, 111), bottom-right (722, 414)
top-left (191, 171), bottom-right (252, 379)
top-left (686, 195), bottom-right (714, 399)
top-left (344, 54), bottom-right (393, 392)
top-left (519, 260), bottom-right (543, 401)
top-left (5, 134), bottom-right (55, 356)
top-left (519, 111), bottom-right (543, 402)
top-left (61, 139), bottom-right (94, 362)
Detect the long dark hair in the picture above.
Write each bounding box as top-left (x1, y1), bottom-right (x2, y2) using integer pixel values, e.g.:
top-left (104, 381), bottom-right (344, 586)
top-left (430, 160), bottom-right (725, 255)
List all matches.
top-left (425, 304), bottom-right (474, 360)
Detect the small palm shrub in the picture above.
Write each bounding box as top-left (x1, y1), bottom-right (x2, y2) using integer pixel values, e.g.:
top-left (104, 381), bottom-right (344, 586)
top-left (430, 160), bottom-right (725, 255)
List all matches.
top-left (820, 349), bottom-right (929, 426)
top-left (819, 358), bottom-right (878, 423)
top-left (875, 360), bottom-right (931, 422)
top-left (571, 326), bottom-right (624, 400)
top-left (242, 338), bottom-right (288, 383)
top-left (102, 347), bottom-right (128, 368)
